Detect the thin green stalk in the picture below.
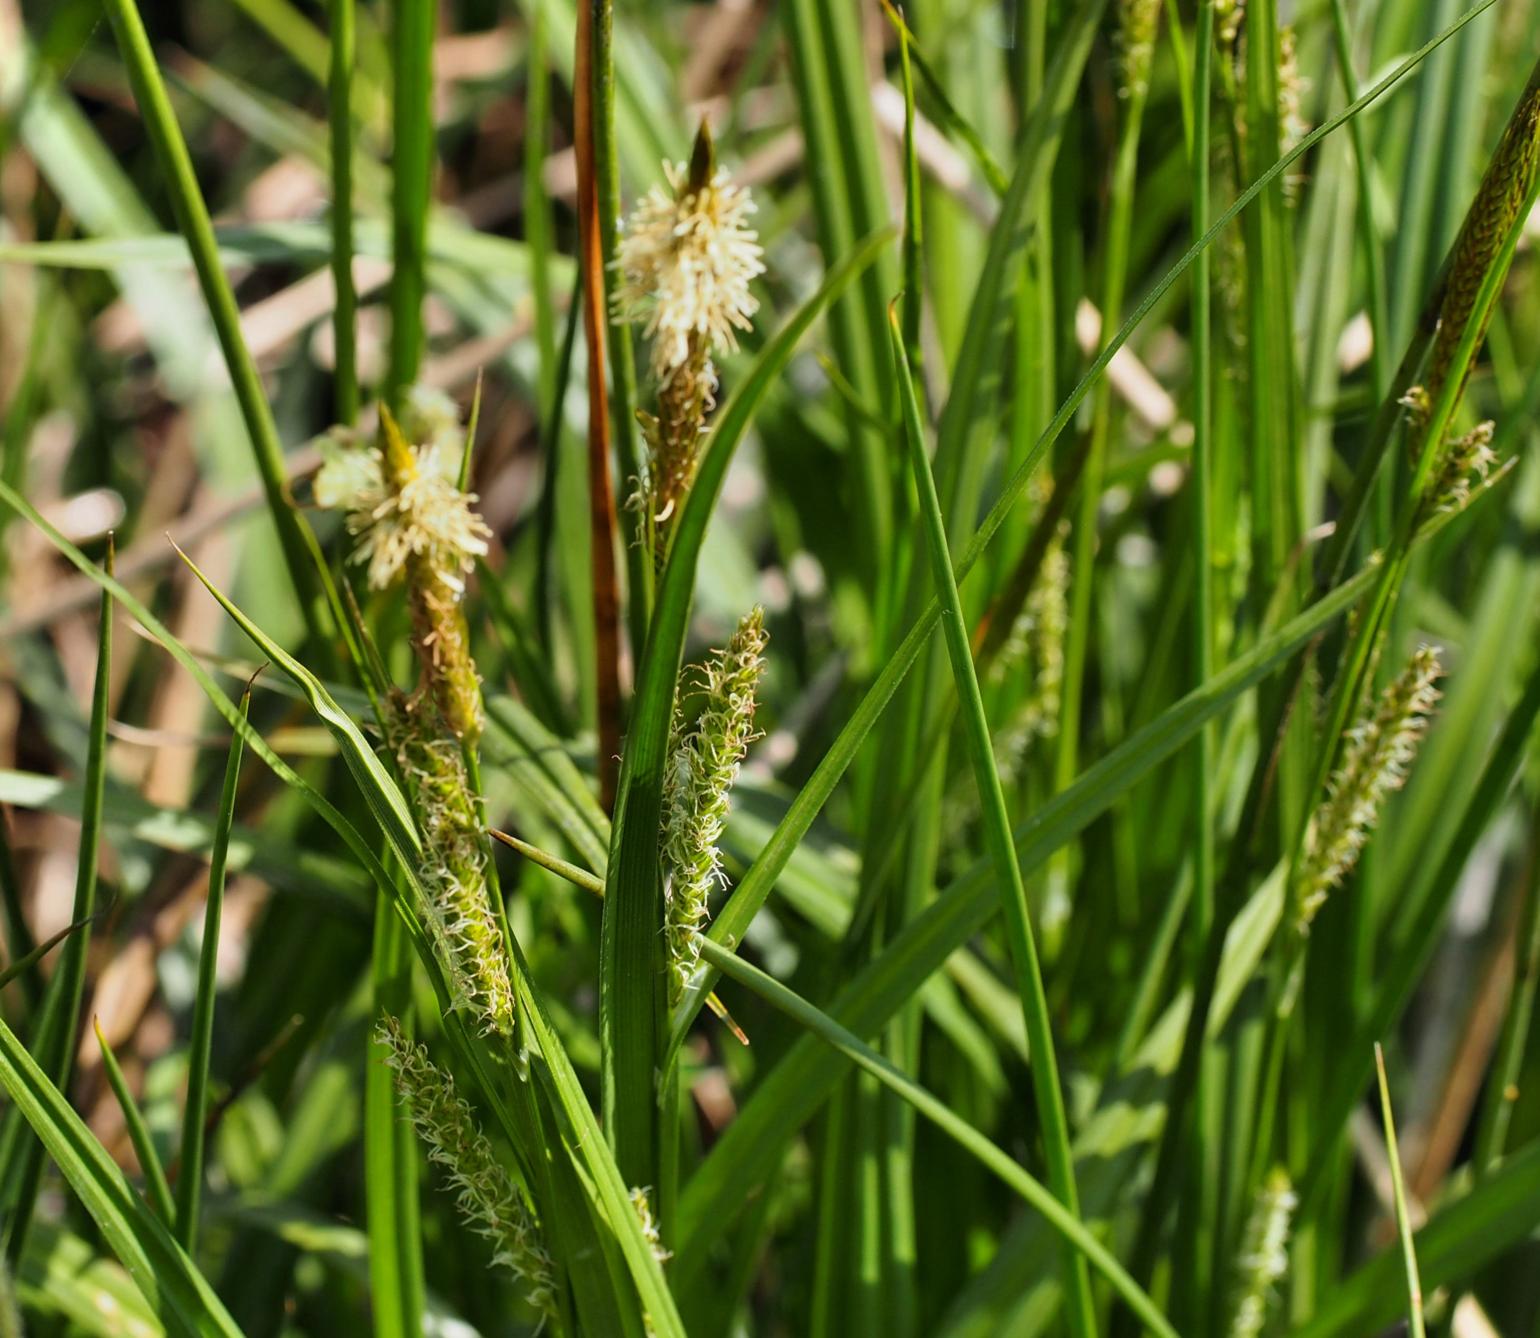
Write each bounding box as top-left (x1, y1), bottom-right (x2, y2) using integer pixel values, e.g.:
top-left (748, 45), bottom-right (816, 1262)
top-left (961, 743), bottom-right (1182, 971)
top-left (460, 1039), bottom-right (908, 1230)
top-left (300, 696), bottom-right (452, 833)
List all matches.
top-left (698, 938), bottom-right (1177, 1338)
top-left (328, 0), bottom-right (359, 423)
top-left (175, 687), bottom-right (250, 1250)
top-left (97, 0), bottom-right (332, 641)
top-left (1187, 2), bottom-right (1220, 1323)
top-left (1054, 6), bottom-right (1158, 939)
top-left (365, 896), bottom-right (426, 1338)
top-left (94, 1021), bottom-right (176, 1227)
top-left (386, 0), bottom-right (434, 405)
top-left (1375, 1045), bottom-right (1426, 1338)
top-left (888, 307), bottom-right (1095, 1337)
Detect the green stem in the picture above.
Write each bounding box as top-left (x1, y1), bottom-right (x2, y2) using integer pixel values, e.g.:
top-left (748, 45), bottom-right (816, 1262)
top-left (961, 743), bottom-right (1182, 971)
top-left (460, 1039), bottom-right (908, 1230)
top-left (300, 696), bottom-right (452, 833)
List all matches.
top-left (699, 938), bottom-right (1176, 1338)
top-left (328, 0), bottom-right (359, 423)
top-left (98, 0), bottom-right (332, 640)
top-left (387, 0), bottom-right (435, 406)
top-left (888, 308), bottom-right (1096, 1338)
top-left (175, 688), bottom-right (250, 1250)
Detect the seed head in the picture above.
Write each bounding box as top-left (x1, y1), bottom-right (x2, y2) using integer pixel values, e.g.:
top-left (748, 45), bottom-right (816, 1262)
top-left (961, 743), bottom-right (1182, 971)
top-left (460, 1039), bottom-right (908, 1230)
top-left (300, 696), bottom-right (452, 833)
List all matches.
top-left (614, 125), bottom-right (764, 383)
top-left (385, 696), bottom-right (514, 1035)
top-left (661, 608), bottom-right (768, 1003)
top-left (1228, 1168), bottom-right (1296, 1338)
top-left (1296, 647), bottom-right (1442, 931)
top-left (376, 1017), bottom-right (556, 1318)
top-left (1425, 69), bottom-right (1540, 415)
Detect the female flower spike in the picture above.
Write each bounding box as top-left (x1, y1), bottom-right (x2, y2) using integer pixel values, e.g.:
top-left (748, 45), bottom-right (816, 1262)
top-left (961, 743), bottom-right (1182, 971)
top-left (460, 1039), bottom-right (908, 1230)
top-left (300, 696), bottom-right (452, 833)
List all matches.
top-left (661, 608), bottom-right (768, 1003)
top-left (614, 122), bottom-right (763, 380)
top-left (1295, 647), bottom-right (1442, 931)
top-left (377, 1018), bottom-right (556, 1320)
top-left (315, 399), bottom-right (489, 740)
top-left (615, 123), bottom-right (764, 535)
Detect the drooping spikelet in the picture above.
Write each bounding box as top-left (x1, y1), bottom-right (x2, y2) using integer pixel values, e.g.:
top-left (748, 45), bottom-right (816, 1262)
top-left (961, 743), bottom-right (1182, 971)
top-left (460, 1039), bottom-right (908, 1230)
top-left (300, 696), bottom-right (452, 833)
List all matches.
top-left (384, 694), bottom-right (515, 1037)
top-left (1423, 67), bottom-right (1540, 417)
top-left (316, 398), bottom-right (489, 740)
top-left (661, 608), bottom-right (767, 1004)
top-left (1295, 647), bottom-right (1442, 931)
top-left (1227, 1168), bottom-right (1297, 1338)
top-left (377, 1017), bottom-right (556, 1319)
top-left (614, 123), bottom-right (764, 535)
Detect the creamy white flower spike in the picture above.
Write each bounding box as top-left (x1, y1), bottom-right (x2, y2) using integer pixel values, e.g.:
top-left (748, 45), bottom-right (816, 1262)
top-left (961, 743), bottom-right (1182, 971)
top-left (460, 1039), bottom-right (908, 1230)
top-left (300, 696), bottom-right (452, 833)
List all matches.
top-left (315, 411), bottom-right (490, 595)
top-left (614, 125), bottom-right (764, 382)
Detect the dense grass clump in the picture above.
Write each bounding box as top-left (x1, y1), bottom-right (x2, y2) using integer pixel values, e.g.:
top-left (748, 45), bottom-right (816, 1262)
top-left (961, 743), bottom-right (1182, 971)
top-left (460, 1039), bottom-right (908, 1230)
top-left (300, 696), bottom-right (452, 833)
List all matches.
top-left (1, 0), bottom-right (1540, 1334)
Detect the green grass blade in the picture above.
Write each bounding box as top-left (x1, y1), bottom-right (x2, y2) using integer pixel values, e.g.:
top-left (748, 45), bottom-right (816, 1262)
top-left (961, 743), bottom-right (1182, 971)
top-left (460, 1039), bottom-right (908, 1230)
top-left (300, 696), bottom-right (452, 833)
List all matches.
top-left (888, 307), bottom-right (1094, 1335)
top-left (328, 0), bottom-right (359, 421)
top-left (93, 1020), bottom-right (176, 1228)
top-left (365, 902), bottom-right (425, 1338)
top-left (675, 551), bottom-right (1385, 1268)
top-left (175, 687), bottom-right (251, 1251)
top-left (3, 547), bottom-right (111, 1263)
top-left (1374, 1044), bottom-right (1426, 1338)
top-left (699, 938), bottom-right (1176, 1338)
top-left (97, 0), bottom-right (332, 639)
top-left (0, 917), bottom-right (91, 994)
top-left (0, 1015), bottom-right (243, 1336)
top-left (600, 227), bottom-right (891, 1192)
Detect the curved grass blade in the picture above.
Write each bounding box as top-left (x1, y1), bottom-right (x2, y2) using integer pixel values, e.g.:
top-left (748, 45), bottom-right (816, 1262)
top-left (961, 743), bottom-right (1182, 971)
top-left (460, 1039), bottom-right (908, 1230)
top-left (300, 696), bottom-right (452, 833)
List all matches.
top-left (0, 1015), bottom-right (243, 1337)
top-left (0, 916), bottom-right (93, 994)
top-left (699, 938), bottom-right (1176, 1338)
top-left (93, 1020), bottom-right (176, 1229)
top-left (168, 542), bottom-right (420, 863)
top-left (175, 686), bottom-right (252, 1251)
top-left (888, 305), bottom-right (1094, 1334)
top-left (600, 226), bottom-right (893, 1192)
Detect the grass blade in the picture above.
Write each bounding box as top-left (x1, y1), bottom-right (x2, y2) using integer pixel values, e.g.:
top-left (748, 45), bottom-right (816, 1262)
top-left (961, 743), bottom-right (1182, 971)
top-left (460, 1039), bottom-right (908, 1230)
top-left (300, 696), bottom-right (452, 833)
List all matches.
top-left (327, 0), bottom-right (359, 421)
top-left (174, 686), bottom-right (252, 1250)
top-left (888, 306), bottom-right (1094, 1334)
top-left (1374, 1043), bottom-right (1426, 1338)
top-left (97, 0), bottom-right (332, 638)
top-left (93, 1021), bottom-right (176, 1228)
top-left (0, 1014), bottom-right (243, 1336)
top-left (3, 544), bottom-right (112, 1263)
top-left (699, 938), bottom-right (1176, 1338)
